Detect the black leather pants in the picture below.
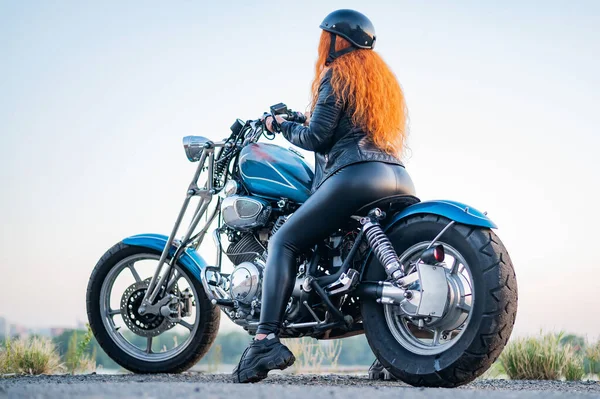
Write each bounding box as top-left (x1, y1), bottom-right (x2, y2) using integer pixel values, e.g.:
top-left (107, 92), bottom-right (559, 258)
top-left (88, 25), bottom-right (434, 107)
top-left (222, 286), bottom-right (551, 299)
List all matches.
top-left (256, 161), bottom-right (416, 335)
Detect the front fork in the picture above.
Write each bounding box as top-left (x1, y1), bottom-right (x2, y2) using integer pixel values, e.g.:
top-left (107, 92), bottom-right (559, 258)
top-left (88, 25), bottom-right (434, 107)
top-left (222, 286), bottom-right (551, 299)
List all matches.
top-left (138, 143), bottom-right (223, 317)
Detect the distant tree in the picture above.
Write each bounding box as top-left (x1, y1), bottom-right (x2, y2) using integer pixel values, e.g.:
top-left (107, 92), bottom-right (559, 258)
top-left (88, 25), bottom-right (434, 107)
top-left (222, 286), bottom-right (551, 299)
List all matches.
top-left (560, 334), bottom-right (586, 354)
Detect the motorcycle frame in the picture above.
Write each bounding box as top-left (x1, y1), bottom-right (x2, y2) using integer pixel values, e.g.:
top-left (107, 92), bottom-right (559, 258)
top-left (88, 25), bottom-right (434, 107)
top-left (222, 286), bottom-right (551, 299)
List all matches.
top-left (138, 140), bottom-right (226, 315)
top-left (134, 125), bottom-right (490, 326)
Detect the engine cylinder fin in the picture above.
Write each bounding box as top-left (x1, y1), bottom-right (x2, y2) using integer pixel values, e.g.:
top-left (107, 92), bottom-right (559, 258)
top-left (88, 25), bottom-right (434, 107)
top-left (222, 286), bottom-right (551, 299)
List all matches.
top-left (226, 233), bottom-right (264, 265)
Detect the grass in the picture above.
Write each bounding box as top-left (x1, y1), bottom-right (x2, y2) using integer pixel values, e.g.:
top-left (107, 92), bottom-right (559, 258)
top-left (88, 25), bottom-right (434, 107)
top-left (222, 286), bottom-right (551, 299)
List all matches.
top-left (0, 337), bottom-right (62, 375)
top-left (479, 361), bottom-right (506, 379)
top-left (282, 337), bottom-right (343, 374)
top-left (563, 360), bottom-right (585, 381)
top-left (584, 340), bottom-right (600, 376)
top-left (64, 325), bottom-right (96, 374)
top-left (1, 324), bottom-right (97, 376)
top-left (2, 327), bottom-right (598, 380)
top-left (207, 344), bottom-right (222, 373)
top-left (499, 332), bottom-right (586, 380)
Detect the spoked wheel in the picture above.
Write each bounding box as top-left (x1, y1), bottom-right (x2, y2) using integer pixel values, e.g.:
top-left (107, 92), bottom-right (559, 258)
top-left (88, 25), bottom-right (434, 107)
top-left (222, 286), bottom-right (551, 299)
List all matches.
top-left (362, 215), bottom-right (518, 387)
top-left (87, 242), bottom-right (220, 373)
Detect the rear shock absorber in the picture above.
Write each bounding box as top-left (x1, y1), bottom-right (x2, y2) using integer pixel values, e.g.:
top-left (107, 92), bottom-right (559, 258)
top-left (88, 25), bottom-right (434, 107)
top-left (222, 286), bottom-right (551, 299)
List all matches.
top-left (361, 208), bottom-right (404, 281)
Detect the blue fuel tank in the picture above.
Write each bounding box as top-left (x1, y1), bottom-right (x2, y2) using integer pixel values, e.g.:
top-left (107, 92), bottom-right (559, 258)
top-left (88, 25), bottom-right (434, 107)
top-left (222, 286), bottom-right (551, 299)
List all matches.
top-left (239, 143), bottom-right (314, 204)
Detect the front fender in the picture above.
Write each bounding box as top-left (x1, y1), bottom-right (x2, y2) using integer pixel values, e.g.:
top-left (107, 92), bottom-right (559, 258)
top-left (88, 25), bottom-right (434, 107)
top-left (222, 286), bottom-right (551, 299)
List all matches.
top-left (385, 200), bottom-right (497, 230)
top-left (122, 233), bottom-right (207, 281)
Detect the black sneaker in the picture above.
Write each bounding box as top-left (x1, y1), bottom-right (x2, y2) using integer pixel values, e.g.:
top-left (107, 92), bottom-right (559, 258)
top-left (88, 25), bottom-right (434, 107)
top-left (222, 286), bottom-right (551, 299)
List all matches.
top-left (368, 359), bottom-right (396, 380)
top-left (232, 334), bottom-right (295, 383)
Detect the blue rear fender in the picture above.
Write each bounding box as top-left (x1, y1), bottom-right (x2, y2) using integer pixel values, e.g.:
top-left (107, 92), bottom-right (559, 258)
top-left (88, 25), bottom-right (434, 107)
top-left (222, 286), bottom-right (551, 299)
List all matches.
top-left (122, 233), bottom-right (207, 282)
top-left (359, 200), bottom-right (496, 278)
top-left (385, 200), bottom-right (497, 230)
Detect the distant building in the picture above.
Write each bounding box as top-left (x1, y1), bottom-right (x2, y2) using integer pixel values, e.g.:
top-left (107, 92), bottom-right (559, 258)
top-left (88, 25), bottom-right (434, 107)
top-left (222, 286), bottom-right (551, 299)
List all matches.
top-left (50, 327), bottom-right (68, 337)
top-left (9, 324), bottom-right (29, 337)
top-left (0, 317), bottom-right (6, 337)
top-left (31, 328), bottom-right (53, 337)
top-left (0, 317), bottom-right (80, 339)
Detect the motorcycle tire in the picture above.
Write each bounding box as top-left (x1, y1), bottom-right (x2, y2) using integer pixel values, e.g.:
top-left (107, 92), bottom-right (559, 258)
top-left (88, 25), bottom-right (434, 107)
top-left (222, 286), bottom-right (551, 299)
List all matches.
top-left (86, 242), bottom-right (220, 373)
top-left (361, 214), bottom-right (517, 387)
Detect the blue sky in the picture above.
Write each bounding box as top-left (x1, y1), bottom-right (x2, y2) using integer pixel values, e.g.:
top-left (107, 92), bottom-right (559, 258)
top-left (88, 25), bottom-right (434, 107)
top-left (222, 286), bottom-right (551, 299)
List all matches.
top-left (1, 1), bottom-right (599, 336)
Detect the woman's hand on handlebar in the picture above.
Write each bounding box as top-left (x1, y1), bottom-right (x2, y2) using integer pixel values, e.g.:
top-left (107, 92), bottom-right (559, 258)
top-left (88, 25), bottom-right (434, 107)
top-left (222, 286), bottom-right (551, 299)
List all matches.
top-left (262, 114), bottom-right (286, 133)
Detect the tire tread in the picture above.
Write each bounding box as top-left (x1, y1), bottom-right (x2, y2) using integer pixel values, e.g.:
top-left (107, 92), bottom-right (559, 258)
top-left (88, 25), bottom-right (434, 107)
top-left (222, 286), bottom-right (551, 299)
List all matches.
top-left (362, 214), bottom-right (518, 387)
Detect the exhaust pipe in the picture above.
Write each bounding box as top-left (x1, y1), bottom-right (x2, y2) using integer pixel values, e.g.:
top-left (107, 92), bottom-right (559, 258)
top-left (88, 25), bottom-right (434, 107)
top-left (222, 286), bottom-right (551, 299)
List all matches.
top-left (355, 281), bottom-right (408, 305)
top-left (357, 262), bottom-right (449, 318)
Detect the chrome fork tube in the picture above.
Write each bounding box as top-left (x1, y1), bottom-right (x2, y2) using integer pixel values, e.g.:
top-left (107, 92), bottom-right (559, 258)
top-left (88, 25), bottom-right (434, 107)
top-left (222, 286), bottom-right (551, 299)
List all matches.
top-left (139, 148), bottom-right (214, 314)
top-left (159, 197), bottom-right (210, 297)
top-left (211, 228), bottom-right (222, 268)
top-left (172, 150), bottom-right (216, 257)
top-left (190, 197), bottom-right (222, 250)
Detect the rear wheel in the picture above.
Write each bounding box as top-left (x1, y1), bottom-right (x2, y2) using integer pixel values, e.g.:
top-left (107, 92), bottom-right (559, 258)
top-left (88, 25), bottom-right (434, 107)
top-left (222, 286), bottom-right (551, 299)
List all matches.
top-left (361, 215), bottom-right (517, 387)
top-left (86, 242), bottom-right (220, 373)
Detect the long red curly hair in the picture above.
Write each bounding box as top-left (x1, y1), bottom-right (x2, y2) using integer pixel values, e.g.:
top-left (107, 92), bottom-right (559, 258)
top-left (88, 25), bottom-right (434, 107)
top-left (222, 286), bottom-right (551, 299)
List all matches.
top-left (311, 31), bottom-right (408, 155)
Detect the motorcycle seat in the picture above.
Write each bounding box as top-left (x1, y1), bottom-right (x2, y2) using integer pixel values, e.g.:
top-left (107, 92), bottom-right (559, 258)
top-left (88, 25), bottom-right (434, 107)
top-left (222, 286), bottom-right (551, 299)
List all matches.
top-left (355, 194), bottom-right (420, 217)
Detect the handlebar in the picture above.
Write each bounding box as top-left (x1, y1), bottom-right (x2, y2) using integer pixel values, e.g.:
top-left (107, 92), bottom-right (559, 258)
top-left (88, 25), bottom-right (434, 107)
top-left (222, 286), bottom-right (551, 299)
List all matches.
top-left (268, 102), bottom-right (306, 132)
top-left (213, 103), bottom-right (304, 187)
top-left (282, 111), bottom-right (307, 124)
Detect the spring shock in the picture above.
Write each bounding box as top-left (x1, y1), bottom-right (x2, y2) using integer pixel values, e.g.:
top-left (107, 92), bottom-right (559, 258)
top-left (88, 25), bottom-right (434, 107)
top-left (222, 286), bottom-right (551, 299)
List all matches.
top-left (361, 208), bottom-right (404, 281)
top-left (270, 215), bottom-right (288, 236)
top-left (213, 147), bottom-right (234, 188)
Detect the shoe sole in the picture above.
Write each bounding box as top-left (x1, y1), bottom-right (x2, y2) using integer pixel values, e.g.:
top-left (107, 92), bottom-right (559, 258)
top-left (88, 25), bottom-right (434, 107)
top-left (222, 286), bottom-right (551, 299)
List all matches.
top-left (234, 348), bottom-right (296, 383)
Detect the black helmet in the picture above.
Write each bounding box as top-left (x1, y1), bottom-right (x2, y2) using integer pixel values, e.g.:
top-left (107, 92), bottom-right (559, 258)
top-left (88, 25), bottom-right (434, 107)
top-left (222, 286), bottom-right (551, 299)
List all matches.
top-left (319, 9), bottom-right (376, 65)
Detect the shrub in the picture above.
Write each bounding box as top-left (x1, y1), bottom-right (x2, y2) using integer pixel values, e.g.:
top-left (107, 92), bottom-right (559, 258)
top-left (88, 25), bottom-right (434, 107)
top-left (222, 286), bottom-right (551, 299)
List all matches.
top-left (319, 340), bottom-right (343, 371)
top-left (584, 341), bottom-right (600, 376)
top-left (0, 337), bottom-right (62, 375)
top-left (282, 337), bottom-right (343, 374)
top-left (283, 337), bottom-right (322, 373)
top-left (64, 325), bottom-right (96, 374)
top-left (479, 361), bottom-right (506, 379)
top-left (563, 360), bottom-right (585, 381)
top-left (500, 332), bottom-right (583, 380)
top-left (207, 344), bottom-right (222, 373)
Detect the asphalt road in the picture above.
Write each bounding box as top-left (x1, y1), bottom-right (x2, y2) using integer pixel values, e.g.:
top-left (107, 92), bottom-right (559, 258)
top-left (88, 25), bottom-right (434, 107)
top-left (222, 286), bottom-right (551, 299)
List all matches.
top-left (1, 374), bottom-right (599, 399)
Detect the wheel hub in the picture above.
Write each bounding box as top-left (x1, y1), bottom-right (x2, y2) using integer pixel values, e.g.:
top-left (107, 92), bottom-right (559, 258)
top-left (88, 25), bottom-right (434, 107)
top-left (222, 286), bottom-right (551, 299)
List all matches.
top-left (120, 279), bottom-right (177, 337)
top-left (384, 241), bottom-right (474, 355)
top-left (426, 270), bottom-right (471, 331)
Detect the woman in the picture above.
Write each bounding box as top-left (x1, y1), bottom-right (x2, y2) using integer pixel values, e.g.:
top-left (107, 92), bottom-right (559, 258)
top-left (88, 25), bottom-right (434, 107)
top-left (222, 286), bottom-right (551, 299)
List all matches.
top-left (233, 9), bottom-right (416, 383)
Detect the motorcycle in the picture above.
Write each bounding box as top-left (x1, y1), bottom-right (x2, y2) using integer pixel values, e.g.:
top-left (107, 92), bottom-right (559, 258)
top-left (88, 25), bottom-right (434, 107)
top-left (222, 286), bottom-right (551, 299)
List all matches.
top-left (86, 104), bottom-right (518, 387)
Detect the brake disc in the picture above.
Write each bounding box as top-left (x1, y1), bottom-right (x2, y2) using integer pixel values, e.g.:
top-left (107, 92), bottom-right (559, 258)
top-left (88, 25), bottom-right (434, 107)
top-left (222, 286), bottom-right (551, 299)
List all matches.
top-left (120, 278), bottom-right (178, 337)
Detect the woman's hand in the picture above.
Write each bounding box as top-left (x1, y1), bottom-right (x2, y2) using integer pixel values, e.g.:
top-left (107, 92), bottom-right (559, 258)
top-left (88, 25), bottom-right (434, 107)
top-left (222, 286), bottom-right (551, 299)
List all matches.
top-left (262, 115), bottom-right (286, 133)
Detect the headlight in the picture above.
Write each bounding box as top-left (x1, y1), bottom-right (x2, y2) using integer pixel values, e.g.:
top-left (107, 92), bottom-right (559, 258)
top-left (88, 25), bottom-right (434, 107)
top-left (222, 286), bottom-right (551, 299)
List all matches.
top-left (182, 136), bottom-right (212, 162)
top-left (224, 179), bottom-right (239, 197)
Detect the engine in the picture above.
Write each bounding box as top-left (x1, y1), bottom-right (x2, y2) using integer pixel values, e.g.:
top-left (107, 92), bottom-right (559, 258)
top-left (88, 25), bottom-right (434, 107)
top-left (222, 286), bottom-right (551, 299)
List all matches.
top-left (223, 228), bottom-right (268, 309)
top-left (229, 260), bottom-right (264, 305)
top-left (218, 196), bottom-right (291, 320)
top-left (221, 195), bottom-right (271, 231)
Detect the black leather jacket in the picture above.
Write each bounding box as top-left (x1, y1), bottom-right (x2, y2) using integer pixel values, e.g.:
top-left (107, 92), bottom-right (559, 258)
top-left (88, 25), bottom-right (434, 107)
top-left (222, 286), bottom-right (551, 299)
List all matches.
top-left (280, 69), bottom-right (404, 192)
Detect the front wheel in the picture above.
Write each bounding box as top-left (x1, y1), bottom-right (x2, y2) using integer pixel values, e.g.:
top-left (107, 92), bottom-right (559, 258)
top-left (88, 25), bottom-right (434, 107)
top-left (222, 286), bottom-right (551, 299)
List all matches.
top-left (86, 242), bottom-right (220, 373)
top-left (362, 215), bottom-right (518, 387)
